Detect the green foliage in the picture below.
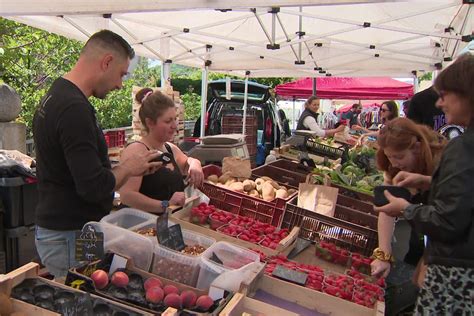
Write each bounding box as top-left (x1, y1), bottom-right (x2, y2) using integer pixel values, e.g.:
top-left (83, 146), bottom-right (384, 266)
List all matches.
top-left (0, 18), bottom-right (295, 137)
top-left (418, 72), bottom-right (432, 83)
top-left (0, 18), bottom-right (82, 135)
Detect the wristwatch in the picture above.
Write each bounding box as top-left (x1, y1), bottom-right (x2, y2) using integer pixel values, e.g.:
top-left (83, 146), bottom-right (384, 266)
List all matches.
top-left (161, 200), bottom-right (169, 213)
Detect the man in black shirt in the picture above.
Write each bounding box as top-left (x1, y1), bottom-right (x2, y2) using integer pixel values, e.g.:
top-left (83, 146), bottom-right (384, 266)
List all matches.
top-left (407, 86), bottom-right (446, 131)
top-left (33, 30), bottom-right (161, 278)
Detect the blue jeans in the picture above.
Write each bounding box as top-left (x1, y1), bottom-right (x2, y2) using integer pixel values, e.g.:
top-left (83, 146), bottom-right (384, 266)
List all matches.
top-left (35, 226), bottom-right (80, 278)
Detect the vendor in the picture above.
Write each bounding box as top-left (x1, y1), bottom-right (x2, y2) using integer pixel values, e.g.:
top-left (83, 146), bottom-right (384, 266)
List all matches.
top-left (119, 88), bottom-right (204, 213)
top-left (342, 103), bottom-right (363, 128)
top-left (296, 96), bottom-right (344, 137)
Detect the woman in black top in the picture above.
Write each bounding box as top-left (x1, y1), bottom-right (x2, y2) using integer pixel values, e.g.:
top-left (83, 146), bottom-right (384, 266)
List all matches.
top-left (119, 88), bottom-right (204, 213)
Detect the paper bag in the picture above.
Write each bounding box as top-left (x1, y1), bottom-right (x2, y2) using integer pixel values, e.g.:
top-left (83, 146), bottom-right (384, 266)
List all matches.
top-left (222, 156), bottom-right (251, 178)
top-left (298, 183), bottom-right (338, 217)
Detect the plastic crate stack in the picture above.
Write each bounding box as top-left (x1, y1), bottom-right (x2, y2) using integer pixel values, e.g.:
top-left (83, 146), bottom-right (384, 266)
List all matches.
top-left (104, 130), bottom-right (126, 148)
top-left (221, 115), bottom-right (258, 165)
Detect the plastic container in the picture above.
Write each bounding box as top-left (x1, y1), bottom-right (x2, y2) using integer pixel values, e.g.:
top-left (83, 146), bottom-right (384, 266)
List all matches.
top-left (315, 240), bottom-right (351, 267)
top-left (100, 208), bottom-right (157, 230)
top-left (216, 224), bottom-right (244, 237)
top-left (150, 229), bottom-right (215, 287)
top-left (0, 177), bottom-right (38, 228)
top-left (4, 225), bottom-right (38, 272)
top-left (151, 241), bottom-right (200, 287)
top-left (86, 222), bottom-right (154, 271)
top-left (197, 241), bottom-right (260, 289)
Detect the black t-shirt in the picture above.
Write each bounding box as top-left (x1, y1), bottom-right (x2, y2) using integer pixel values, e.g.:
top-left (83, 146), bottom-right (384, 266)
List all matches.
top-left (33, 77), bottom-right (115, 230)
top-left (407, 87), bottom-right (446, 131)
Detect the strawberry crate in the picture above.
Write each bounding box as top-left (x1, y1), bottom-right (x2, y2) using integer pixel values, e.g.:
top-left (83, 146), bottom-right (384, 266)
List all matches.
top-left (202, 165), bottom-right (296, 227)
top-left (281, 197), bottom-right (378, 257)
top-left (104, 129), bottom-right (126, 148)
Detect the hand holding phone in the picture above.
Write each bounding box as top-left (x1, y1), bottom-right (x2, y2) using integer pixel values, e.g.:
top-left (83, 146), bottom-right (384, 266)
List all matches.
top-left (373, 185), bottom-right (411, 207)
top-left (151, 151), bottom-right (173, 165)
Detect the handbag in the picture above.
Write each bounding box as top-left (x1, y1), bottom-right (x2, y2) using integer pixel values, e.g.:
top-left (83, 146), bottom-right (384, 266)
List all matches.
top-left (412, 253), bottom-right (428, 288)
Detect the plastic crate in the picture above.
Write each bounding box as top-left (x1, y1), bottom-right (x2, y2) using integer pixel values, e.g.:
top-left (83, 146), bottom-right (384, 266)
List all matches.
top-left (100, 208), bottom-right (158, 230)
top-left (222, 115), bottom-right (257, 127)
top-left (0, 177), bottom-right (38, 228)
top-left (104, 129), bottom-right (126, 148)
top-left (252, 164), bottom-right (306, 188)
top-left (281, 197), bottom-right (377, 257)
top-left (305, 138), bottom-right (345, 160)
top-left (4, 225), bottom-right (38, 272)
top-left (268, 160), bottom-right (375, 204)
top-left (87, 221), bottom-right (154, 271)
top-left (202, 165), bottom-right (295, 227)
top-left (197, 241), bottom-right (260, 289)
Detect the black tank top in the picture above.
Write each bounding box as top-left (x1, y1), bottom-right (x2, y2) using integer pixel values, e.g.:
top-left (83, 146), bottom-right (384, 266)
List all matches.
top-left (132, 142), bottom-right (185, 201)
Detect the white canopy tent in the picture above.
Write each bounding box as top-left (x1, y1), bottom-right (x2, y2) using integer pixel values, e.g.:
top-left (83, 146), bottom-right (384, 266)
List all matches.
top-left (1, 0), bottom-right (472, 78)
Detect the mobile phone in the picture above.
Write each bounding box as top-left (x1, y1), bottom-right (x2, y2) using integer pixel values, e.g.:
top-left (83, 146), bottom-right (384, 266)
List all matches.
top-left (374, 185), bottom-right (411, 207)
top-left (151, 152), bottom-right (172, 165)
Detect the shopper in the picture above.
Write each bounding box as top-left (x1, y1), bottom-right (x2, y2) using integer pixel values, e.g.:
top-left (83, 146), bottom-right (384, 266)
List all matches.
top-left (119, 88), bottom-right (204, 213)
top-left (375, 53), bottom-right (474, 314)
top-left (407, 86), bottom-right (446, 131)
top-left (342, 103), bottom-right (362, 128)
top-left (356, 100), bottom-right (400, 142)
top-left (296, 96), bottom-right (344, 137)
top-left (33, 30), bottom-right (162, 278)
top-left (370, 117), bottom-right (446, 278)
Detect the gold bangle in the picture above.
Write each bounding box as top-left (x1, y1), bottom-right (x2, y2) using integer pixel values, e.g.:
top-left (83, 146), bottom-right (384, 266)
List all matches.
top-left (371, 247), bottom-right (394, 263)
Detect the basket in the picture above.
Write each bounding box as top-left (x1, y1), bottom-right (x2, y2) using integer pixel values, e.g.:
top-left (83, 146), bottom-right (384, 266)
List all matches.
top-left (281, 197), bottom-right (377, 256)
top-left (202, 165), bottom-right (295, 227)
top-left (305, 138), bottom-right (345, 160)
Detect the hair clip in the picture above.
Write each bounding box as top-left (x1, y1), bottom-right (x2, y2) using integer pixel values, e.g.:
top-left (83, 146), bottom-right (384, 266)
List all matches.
top-left (142, 90), bottom-right (153, 102)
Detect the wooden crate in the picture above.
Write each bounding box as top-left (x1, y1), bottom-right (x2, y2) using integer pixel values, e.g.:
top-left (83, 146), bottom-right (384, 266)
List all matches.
top-left (66, 253), bottom-right (231, 316)
top-left (219, 292), bottom-right (299, 316)
top-left (242, 274), bottom-right (384, 316)
top-left (171, 203), bottom-right (299, 257)
top-left (0, 262), bottom-right (155, 316)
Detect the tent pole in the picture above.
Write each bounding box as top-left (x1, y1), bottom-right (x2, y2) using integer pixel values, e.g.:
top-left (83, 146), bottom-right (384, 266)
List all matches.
top-left (242, 71), bottom-right (250, 135)
top-left (161, 60), bottom-right (171, 88)
top-left (292, 97), bottom-right (296, 130)
top-left (312, 77), bottom-right (316, 96)
top-left (200, 66), bottom-right (209, 138)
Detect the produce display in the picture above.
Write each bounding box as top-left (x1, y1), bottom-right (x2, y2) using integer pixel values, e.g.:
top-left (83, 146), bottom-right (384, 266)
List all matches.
top-left (88, 269), bottom-right (217, 312)
top-left (10, 277), bottom-right (144, 315)
top-left (206, 174), bottom-right (296, 202)
top-left (263, 255), bottom-right (384, 308)
top-left (315, 241), bottom-right (351, 266)
top-left (310, 146), bottom-right (383, 195)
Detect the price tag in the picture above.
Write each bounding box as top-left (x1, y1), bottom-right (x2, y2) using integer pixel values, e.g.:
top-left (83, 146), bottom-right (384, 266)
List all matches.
top-left (75, 224), bottom-right (104, 262)
top-left (271, 264), bottom-right (308, 286)
top-left (156, 212), bottom-right (171, 248)
top-left (168, 224), bottom-right (186, 251)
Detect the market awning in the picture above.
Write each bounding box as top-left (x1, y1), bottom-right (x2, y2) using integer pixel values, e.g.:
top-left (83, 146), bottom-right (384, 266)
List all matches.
top-left (1, 1), bottom-right (472, 78)
top-left (275, 77), bottom-right (414, 100)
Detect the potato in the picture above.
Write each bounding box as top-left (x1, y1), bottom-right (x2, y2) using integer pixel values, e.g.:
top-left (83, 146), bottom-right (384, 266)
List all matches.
top-left (275, 188), bottom-right (288, 199)
top-left (243, 179), bottom-right (256, 192)
top-left (287, 188), bottom-right (297, 195)
top-left (255, 178), bottom-right (265, 186)
top-left (225, 178), bottom-right (236, 187)
top-left (261, 176), bottom-right (273, 182)
top-left (229, 181), bottom-right (245, 192)
top-left (266, 180), bottom-right (280, 190)
top-left (207, 174), bottom-right (219, 183)
top-left (262, 182), bottom-right (276, 201)
top-left (218, 172), bottom-right (233, 184)
top-left (248, 189), bottom-right (259, 197)
top-left (256, 183), bottom-right (263, 194)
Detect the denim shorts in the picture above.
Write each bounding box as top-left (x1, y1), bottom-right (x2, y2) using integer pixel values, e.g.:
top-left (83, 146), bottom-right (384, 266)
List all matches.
top-left (35, 226), bottom-right (80, 278)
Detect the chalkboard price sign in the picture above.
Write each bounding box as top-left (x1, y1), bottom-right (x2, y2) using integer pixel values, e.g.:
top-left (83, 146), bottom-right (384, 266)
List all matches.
top-left (271, 264), bottom-right (308, 286)
top-left (168, 224), bottom-right (186, 251)
top-left (75, 224), bottom-right (104, 262)
top-left (156, 212), bottom-right (171, 248)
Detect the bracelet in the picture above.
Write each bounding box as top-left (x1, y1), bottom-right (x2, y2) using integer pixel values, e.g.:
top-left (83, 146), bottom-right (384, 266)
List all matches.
top-left (371, 248), bottom-right (395, 263)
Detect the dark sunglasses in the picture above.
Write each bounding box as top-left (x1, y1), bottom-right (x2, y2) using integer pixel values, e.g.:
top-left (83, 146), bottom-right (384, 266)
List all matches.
top-left (380, 108), bottom-right (390, 113)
